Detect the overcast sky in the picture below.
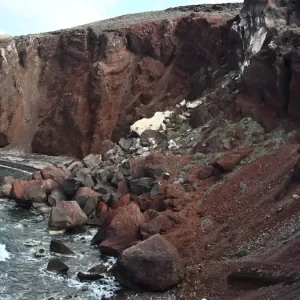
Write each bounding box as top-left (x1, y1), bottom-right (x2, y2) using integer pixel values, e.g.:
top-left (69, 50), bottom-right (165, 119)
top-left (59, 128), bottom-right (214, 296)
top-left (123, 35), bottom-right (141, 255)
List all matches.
top-left (0, 0), bottom-right (241, 36)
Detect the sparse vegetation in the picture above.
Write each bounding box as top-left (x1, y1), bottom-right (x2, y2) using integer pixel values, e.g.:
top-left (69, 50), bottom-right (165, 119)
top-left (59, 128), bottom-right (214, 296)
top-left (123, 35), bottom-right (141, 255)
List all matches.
top-left (183, 164), bottom-right (193, 172)
top-left (236, 242), bottom-right (251, 257)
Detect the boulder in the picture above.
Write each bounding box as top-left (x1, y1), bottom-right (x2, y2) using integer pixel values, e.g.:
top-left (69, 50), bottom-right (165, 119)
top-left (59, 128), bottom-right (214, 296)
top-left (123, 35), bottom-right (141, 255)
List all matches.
top-left (116, 181), bottom-right (129, 196)
top-left (83, 154), bottom-right (102, 169)
top-left (50, 240), bottom-right (75, 256)
top-left (150, 183), bottom-right (163, 196)
top-left (0, 176), bottom-right (15, 185)
top-left (24, 185), bottom-right (47, 203)
top-left (99, 140), bottom-right (115, 156)
top-left (103, 202), bottom-right (145, 240)
top-left (111, 172), bottom-right (126, 187)
top-left (144, 152), bottom-right (166, 179)
top-left (73, 169), bottom-right (94, 189)
top-left (119, 138), bottom-right (133, 152)
top-left (129, 177), bottom-right (154, 195)
top-left (198, 165), bottom-right (215, 180)
top-left (213, 153), bottom-right (243, 172)
top-left (97, 201), bottom-right (109, 217)
top-left (111, 234), bottom-right (185, 291)
top-left (130, 112), bottom-right (170, 136)
top-left (61, 178), bottom-right (82, 198)
top-left (40, 165), bottom-right (71, 185)
top-left (140, 212), bottom-right (177, 239)
top-left (112, 193), bottom-right (131, 209)
top-left (96, 168), bottom-right (114, 183)
top-left (48, 201), bottom-right (88, 229)
top-left (0, 183), bottom-right (12, 197)
top-left (88, 264), bottom-right (108, 274)
top-left (99, 236), bottom-right (135, 257)
top-left (77, 272), bottom-right (103, 282)
top-left (47, 258), bottom-right (69, 274)
top-left (48, 189), bottom-right (67, 206)
top-left (90, 228), bottom-right (106, 246)
top-left (11, 180), bottom-right (43, 200)
top-left (75, 187), bottom-right (100, 217)
top-left (165, 184), bottom-right (185, 199)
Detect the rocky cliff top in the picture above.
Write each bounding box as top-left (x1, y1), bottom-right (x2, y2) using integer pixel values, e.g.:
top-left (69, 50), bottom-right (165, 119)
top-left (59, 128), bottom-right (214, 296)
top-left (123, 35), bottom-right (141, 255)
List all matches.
top-left (0, 3), bottom-right (242, 39)
top-left (77, 3), bottom-right (242, 32)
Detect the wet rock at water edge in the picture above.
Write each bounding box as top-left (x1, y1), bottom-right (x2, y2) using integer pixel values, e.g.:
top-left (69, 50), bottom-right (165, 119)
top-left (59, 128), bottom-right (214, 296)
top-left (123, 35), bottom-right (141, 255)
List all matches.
top-left (99, 236), bottom-right (136, 257)
top-left (33, 202), bottom-right (52, 214)
top-left (88, 264), bottom-right (108, 274)
top-left (50, 240), bottom-right (75, 257)
top-left (48, 201), bottom-right (88, 230)
top-left (35, 248), bottom-right (47, 258)
top-left (77, 272), bottom-right (104, 282)
top-left (47, 258), bottom-right (69, 274)
top-left (24, 240), bottom-right (41, 247)
top-left (111, 234), bottom-right (185, 292)
top-left (90, 228), bottom-right (106, 246)
top-left (48, 189), bottom-right (67, 206)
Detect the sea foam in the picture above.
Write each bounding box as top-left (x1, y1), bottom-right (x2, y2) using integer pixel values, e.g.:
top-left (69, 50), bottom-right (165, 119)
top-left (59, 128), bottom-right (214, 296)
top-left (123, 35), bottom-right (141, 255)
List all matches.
top-left (0, 243), bottom-right (10, 262)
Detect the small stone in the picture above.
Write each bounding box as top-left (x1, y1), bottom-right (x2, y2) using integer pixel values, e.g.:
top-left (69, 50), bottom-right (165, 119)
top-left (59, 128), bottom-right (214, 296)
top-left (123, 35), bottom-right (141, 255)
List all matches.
top-left (82, 285), bottom-right (89, 292)
top-left (162, 173), bottom-right (170, 180)
top-left (35, 248), bottom-right (46, 258)
top-left (150, 183), bottom-right (162, 196)
top-left (292, 194), bottom-right (300, 200)
top-left (276, 206), bottom-right (283, 213)
top-left (24, 240), bottom-right (41, 247)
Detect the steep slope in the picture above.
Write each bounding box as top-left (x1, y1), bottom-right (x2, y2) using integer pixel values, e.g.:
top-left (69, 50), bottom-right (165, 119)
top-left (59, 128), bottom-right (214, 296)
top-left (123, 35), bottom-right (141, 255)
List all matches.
top-left (0, 4), bottom-right (242, 158)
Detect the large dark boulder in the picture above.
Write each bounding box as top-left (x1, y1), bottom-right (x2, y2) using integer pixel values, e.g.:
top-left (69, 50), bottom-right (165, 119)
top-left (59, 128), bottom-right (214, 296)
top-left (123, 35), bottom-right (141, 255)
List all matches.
top-left (129, 177), bottom-right (154, 195)
top-left (111, 234), bottom-right (185, 291)
top-left (50, 240), bottom-right (75, 256)
top-left (99, 236), bottom-right (135, 257)
top-left (47, 258), bottom-right (69, 274)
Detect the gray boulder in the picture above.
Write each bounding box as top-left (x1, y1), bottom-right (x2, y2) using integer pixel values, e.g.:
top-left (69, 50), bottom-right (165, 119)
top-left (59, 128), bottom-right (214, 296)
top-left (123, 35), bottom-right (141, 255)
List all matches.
top-left (48, 201), bottom-right (88, 229)
top-left (47, 258), bottom-right (69, 274)
top-left (50, 240), bottom-right (75, 257)
top-left (111, 234), bottom-right (185, 291)
top-left (129, 177), bottom-right (154, 195)
top-left (48, 189), bottom-right (67, 206)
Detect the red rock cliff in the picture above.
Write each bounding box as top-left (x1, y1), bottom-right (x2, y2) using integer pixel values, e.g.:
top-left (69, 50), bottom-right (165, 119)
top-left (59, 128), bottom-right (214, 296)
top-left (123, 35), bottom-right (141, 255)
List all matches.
top-left (0, 4), bottom-right (242, 158)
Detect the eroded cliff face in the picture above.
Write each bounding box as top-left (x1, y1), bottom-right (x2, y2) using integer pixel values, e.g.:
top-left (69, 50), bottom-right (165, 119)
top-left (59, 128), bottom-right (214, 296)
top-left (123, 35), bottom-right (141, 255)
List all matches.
top-left (0, 5), bottom-right (242, 158)
top-left (236, 0), bottom-right (300, 128)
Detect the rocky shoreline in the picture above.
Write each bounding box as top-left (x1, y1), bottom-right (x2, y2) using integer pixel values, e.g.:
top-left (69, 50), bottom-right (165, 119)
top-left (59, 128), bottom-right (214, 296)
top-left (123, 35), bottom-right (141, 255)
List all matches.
top-left (2, 0), bottom-right (300, 299)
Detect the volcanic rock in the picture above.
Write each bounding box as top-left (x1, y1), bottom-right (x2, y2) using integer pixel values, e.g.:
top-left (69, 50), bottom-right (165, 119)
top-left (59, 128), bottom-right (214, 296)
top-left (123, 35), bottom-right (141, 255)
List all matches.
top-left (99, 236), bottom-right (135, 257)
top-left (102, 202), bottom-right (145, 241)
top-left (47, 258), bottom-right (69, 274)
top-left (50, 240), bottom-right (75, 256)
top-left (77, 272), bottom-right (103, 282)
top-left (75, 187), bottom-right (100, 217)
top-left (129, 177), bottom-right (154, 195)
top-left (48, 201), bottom-right (88, 229)
top-left (48, 189), bottom-right (67, 206)
top-left (111, 234), bottom-right (185, 291)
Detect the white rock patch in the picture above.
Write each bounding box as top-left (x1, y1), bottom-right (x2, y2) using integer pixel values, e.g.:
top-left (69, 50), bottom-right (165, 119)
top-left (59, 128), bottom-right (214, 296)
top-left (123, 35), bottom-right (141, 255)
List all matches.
top-left (130, 111), bottom-right (173, 136)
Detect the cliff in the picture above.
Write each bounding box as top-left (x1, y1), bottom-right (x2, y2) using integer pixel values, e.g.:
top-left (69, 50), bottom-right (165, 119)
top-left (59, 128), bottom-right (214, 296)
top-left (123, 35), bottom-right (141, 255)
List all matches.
top-left (0, 4), bottom-right (242, 158)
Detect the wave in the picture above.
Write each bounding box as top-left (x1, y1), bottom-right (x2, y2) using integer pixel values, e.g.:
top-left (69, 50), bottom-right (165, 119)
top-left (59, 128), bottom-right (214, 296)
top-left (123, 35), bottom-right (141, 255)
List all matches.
top-left (0, 243), bottom-right (10, 262)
